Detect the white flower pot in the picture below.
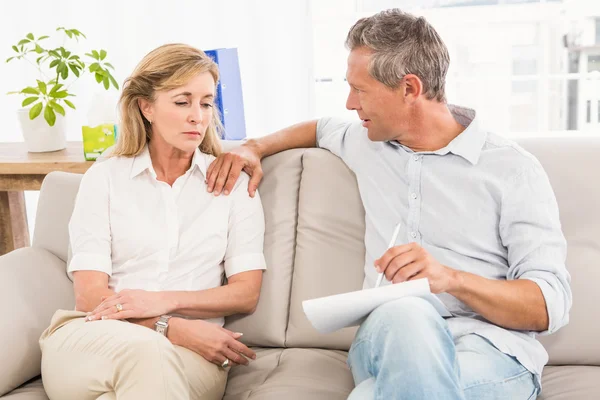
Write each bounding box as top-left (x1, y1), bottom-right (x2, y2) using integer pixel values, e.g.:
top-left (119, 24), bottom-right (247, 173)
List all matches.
top-left (17, 108), bottom-right (67, 153)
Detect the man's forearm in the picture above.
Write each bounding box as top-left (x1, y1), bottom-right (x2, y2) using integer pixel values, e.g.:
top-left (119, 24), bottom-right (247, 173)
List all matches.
top-left (245, 120), bottom-right (318, 159)
top-left (448, 271), bottom-right (549, 332)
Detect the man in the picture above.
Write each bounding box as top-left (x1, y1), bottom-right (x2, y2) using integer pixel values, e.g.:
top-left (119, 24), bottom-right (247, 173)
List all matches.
top-left (205, 9), bottom-right (571, 400)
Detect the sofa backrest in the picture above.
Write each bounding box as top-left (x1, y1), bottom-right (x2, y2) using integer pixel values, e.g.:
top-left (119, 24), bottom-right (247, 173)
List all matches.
top-left (34, 137), bottom-right (600, 366)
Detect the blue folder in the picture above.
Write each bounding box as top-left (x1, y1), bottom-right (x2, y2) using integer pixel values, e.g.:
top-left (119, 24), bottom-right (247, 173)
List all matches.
top-left (204, 48), bottom-right (246, 140)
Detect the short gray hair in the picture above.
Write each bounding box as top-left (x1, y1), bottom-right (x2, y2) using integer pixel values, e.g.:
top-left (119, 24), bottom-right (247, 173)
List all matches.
top-left (346, 9), bottom-right (450, 102)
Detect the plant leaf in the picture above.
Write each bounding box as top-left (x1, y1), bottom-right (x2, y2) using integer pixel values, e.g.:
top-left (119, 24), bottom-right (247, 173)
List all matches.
top-left (64, 99), bottom-right (76, 109)
top-left (103, 75), bottom-right (109, 90)
top-left (21, 87), bottom-right (40, 95)
top-left (18, 39), bottom-right (30, 46)
top-left (29, 102), bottom-right (43, 119)
top-left (49, 59), bottom-right (59, 68)
top-left (89, 62), bottom-right (100, 72)
top-left (37, 80), bottom-right (47, 94)
top-left (72, 29), bottom-right (86, 38)
top-left (95, 72), bottom-right (103, 83)
top-left (61, 66), bottom-right (68, 80)
top-left (49, 100), bottom-right (66, 116)
top-left (69, 63), bottom-right (80, 77)
top-left (6, 57), bottom-right (14, 62)
top-left (52, 91), bottom-right (69, 98)
top-left (108, 73), bottom-right (119, 90)
top-left (22, 97), bottom-right (38, 107)
top-left (104, 62), bottom-right (115, 70)
top-left (35, 44), bottom-right (44, 54)
top-left (92, 50), bottom-right (100, 59)
top-left (36, 55), bottom-right (44, 64)
top-left (26, 33), bottom-right (34, 40)
top-left (49, 83), bottom-right (63, 95)
top-left (66, 31), bottom-right (73, 39)
top-left (100, 50), bottom-right (107, 60)
top-left (38, 35), bottom-right (49, 41)
top-left (44, 104), bottom-right (56, 126)
top-left (12, 45), bottom-right (18, 52)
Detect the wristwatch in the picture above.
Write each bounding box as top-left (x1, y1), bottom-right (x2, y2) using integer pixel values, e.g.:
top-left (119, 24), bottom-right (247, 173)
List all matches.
top-left (154, 315), bottom-right (172, 336)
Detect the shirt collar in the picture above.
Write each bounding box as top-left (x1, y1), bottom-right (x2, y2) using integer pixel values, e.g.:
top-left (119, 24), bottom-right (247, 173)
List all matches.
top-left (387, 104), bottom-right (486, 165)
top-left (129, 145), bottom-right (208, 179)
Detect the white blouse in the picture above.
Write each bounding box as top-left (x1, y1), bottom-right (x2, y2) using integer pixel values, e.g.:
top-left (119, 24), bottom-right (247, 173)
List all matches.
top-left (68, 145), bottom-right (266, 325)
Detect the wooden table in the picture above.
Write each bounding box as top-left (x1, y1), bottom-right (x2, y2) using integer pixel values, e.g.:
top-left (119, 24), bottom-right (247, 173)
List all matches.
top-left (0, 142), bottom-right (94, 255)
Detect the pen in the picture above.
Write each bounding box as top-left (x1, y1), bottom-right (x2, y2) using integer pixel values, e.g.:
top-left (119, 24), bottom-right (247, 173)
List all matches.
top-left (374, 222), bottom-right (402, 288)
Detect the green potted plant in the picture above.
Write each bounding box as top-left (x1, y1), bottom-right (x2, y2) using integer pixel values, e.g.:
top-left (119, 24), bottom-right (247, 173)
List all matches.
top-left (6, 27), bottom-right (119, 152)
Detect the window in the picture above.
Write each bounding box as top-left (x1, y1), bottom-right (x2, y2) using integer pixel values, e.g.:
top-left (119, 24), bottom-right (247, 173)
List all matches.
top-left (311, 0), bottom-right (600, 135)
top-left (588, 55), bottom-right (600, 73)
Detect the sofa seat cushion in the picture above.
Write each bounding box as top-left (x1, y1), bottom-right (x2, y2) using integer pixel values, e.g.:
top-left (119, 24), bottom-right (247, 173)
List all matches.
top-left (539, 366), bottom-right (600, 399)
top-left (0, 378), bottom-right (47, 400)
top-left (224, 348), bottom-right (353, 400)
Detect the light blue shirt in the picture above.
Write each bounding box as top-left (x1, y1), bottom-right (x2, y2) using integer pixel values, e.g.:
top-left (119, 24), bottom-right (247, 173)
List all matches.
top-left (316, 105), bottom-right (572, 388)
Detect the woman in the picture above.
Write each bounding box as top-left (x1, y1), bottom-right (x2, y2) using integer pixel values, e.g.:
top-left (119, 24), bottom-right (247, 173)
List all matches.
top-left (39, 43), bottom-right (266, 400)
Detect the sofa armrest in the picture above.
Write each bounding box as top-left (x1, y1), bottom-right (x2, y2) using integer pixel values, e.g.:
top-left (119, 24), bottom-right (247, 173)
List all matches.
top-left (0, 247), bottom-right (74, 396)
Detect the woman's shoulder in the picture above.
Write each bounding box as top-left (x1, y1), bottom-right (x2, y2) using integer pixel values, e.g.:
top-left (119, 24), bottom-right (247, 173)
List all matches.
top-left (83, 155), bottom-right (133, 180)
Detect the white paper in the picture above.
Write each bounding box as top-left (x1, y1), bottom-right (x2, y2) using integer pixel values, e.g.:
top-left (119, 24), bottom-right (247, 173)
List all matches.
top-left (302, 278), bottom-right (452, 334)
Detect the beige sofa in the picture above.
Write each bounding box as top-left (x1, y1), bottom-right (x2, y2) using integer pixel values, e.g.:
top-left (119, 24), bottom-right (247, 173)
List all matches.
top-left (1, 137), bottom-right (599, 399)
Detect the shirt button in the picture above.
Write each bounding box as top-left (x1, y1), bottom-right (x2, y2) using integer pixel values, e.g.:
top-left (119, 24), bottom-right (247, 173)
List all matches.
top-left (413, 155), bottom-right (420, 161)
top-left (411, 232), bottom-right (417, 238)
top-left (411, 193), bottom-right (417, 199)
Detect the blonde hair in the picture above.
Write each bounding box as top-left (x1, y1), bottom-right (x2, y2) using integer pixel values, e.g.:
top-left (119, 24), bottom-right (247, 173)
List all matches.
top-left (111, 43), bottom-right (223, 157)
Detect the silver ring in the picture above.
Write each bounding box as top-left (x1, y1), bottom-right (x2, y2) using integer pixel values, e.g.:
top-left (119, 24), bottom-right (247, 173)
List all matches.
top-left (221, 359), bottom-right (230, 368)
top-left (115, 303), bottom-right (123, 312)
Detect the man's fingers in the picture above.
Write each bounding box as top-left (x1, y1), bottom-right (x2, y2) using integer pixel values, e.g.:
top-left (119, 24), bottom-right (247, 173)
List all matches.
top-left (206, 157), bottom-right (217, 182)
top-left (206, 157), bottom-right (225, 193)
top-left (383, 251), bottom-right (419, 282)
top-left (391, 261), bottom-right (423, 284)
top-left (222, 161), bottom-right (243, 195)
top-left (213, 159), bottom-right (233, 195)
top-left (375, 244), bottom-right (413, 272)
top-left (247, 168), bottom-right (263, 198)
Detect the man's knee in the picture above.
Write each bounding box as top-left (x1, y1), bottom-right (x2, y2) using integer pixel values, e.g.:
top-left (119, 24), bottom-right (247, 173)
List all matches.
top-left (359, 297), bottom-right (446, 340)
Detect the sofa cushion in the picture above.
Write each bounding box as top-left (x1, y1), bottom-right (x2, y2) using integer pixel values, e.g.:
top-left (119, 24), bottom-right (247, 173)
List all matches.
top-left (285, 149), bottom-right (365, 350)
top-left (225, 149), bottom-right (306, 347)
top-left (0, 377), bottom-right (47, 400)
top-left (223, 348), bottom-right (353, 400)
top-left (32, 171), bottom-right (83, 263)
top-left (0, 248), bottom-right (73, 397)
top-left (539, 366), bottom-right (600, 399)
top-left (517, 138), bottom-right (600, 366)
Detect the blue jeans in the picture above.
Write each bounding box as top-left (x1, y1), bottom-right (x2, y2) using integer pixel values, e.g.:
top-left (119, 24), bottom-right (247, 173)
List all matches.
top-left (347, 297), bottom-right (538, 400)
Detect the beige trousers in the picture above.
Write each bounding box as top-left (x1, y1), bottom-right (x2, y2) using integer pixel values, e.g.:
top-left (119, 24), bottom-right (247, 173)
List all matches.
top-left (39, 310), bottom-right (228, 400)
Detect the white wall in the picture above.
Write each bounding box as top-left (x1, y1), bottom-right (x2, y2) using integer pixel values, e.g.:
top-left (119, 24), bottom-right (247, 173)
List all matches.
top-left (0, 0), bottom-right (314, 235)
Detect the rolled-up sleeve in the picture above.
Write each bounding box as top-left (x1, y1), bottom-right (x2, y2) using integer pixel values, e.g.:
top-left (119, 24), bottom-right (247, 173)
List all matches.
top-left (224, 174), bottom-right (267, 278)
top-left (67, 163), bottom-right (112, 280)
top-left (500, 162), bottom-right (572, 335)
top-left (316, 117), bottom-right (362, 169)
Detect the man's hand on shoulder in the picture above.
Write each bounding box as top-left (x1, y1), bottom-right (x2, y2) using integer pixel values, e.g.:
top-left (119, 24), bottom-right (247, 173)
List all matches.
top-left (206, 141), bottom-right (263, 197)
